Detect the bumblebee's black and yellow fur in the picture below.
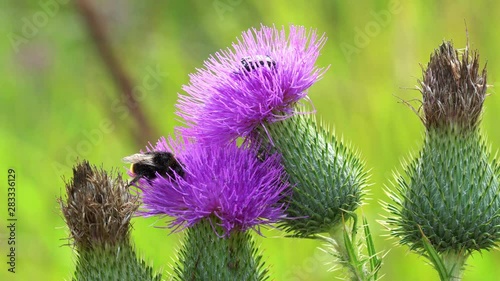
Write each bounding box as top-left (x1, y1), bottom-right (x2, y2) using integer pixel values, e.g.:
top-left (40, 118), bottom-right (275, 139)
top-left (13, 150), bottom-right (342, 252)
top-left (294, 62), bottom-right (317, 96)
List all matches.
top-left (123, 151), bottom-right (184, 186)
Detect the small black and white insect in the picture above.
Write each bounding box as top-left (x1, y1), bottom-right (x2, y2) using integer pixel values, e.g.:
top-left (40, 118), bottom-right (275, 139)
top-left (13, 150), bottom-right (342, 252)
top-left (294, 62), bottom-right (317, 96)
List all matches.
top-left (240, 55), bottom-right (276, 72)
top-left (123, 151), bottom-right (184, 187)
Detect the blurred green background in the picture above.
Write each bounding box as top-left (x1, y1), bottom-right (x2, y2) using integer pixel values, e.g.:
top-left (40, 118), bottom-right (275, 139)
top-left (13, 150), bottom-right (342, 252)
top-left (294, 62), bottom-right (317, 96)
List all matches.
top-left (1, 0), bottom-right (500, 280)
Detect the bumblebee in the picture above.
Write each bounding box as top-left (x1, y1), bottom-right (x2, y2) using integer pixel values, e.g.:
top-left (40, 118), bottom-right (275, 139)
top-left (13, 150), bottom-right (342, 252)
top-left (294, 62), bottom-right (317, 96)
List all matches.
top-left (122, 151), bottom-right (184, 186)
top-left (240, 55), bottom-right (276, 72)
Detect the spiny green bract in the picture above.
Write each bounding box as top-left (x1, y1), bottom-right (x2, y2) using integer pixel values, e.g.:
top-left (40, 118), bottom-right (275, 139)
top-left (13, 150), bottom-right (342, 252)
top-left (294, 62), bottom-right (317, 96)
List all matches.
top-left (174, 219), bottom-right (268, 281)
top-left (73, 243), bottom-right (161, 281)
top-left (264, 113), bottom-right (368, 237)
top-left (388, 128), bottom-right (500, 253)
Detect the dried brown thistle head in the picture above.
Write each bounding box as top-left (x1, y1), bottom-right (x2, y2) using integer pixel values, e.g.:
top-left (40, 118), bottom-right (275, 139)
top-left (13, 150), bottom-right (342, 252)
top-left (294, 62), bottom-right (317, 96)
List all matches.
top-left (419, 40), bottom-right (487, 131)
top-left (60, 160), bottom-right (139, 249)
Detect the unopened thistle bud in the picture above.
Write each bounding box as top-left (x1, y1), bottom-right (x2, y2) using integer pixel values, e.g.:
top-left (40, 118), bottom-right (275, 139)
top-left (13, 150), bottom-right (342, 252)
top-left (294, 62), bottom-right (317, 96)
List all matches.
top-left (387, 40), bottom-right (500, 279)
top-left (59, 160), bottom-right (161, 281)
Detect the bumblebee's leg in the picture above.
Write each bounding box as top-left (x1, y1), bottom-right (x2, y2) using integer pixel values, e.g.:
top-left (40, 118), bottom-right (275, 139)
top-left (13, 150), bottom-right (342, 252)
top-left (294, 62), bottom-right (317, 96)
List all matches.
top-left (126, 176), bottom-right (141, 187)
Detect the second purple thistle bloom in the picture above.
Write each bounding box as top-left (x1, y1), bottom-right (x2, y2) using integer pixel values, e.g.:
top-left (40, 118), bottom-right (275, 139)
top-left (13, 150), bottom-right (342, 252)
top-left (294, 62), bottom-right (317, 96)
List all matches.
top-left (177, 24), bottom-right (328, 145)
top-left (137, 136), bottom-right (290, 236)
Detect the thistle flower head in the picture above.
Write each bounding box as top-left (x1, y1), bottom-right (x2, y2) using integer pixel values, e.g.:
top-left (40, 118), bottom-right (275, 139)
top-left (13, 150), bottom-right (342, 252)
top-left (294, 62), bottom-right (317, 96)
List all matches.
top-left (137, 136), bottom-right (290, 236)
top-left (60, 160), bottom-right (139, 249)
top-left (60, 162), bottom-right (162, 281)
top-left (177, 24), bottom-right (327, 145)
top-left (419, 40), bottom-right (487, 131)
top-left (388, 40), bottom-right (500, 256)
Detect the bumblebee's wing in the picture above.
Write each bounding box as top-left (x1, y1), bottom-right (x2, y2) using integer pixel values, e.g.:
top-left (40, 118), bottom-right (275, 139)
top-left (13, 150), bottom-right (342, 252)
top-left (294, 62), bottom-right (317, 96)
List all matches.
top-left (122, 153), bottom-right (155, 166)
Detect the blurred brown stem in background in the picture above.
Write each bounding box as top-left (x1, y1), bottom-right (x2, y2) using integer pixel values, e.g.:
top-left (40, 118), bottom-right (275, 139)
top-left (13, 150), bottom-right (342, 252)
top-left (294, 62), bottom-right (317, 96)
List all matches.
top-left (75, 0), bottom-right (155, 146)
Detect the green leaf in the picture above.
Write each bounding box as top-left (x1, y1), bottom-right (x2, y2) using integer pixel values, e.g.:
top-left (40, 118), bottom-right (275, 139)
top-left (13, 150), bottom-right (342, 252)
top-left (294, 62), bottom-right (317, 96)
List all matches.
top-left (420, 227), bottom-right (449, 281)
top-left (363, 216), bottom-right (381, 280)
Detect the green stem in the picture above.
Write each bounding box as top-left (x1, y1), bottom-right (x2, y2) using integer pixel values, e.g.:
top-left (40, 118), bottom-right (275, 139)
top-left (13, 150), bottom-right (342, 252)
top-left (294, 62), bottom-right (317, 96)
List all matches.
top-left (441, 251), bottom-right (468, 281)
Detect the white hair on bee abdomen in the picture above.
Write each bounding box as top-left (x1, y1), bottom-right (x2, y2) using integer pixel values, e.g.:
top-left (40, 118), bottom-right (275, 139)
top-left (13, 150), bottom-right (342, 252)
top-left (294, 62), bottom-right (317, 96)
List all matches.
top-left (122, 153), bottom-right (155, 166)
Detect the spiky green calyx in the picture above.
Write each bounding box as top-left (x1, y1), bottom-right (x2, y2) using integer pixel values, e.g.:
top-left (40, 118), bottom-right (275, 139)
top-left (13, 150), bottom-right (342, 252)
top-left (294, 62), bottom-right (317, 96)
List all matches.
top-left (173, 219), bottom-right (269, 281)
top-left (60, 160), bottom-right (161, 281)
top-left (73, 243), bottom-right (161, 281)
top-left (388, 128), bottom-right (500, 253)
top-left (261, 113), bottom-right (367, 237)
top-left (388, 40), bottom-right (500, 256)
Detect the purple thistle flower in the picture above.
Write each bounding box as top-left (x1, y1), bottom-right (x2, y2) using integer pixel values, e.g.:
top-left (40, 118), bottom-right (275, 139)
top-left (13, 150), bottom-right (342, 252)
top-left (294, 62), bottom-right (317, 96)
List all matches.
top-left (137, 136), bottom-right (290, 236)
top-left (177, 24), bottom-right (327, 145)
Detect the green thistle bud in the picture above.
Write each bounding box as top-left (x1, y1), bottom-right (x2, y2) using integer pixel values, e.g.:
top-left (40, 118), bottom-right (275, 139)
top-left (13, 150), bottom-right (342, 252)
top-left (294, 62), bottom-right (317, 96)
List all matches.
top-left (262, 113), bottom-right (367, 237)
top-left (387, 40), bottom-right (500, 279)
top-left (59, 160), bottom-right (161, 281)
top-left (173, 219), bottom-right (268, 281)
